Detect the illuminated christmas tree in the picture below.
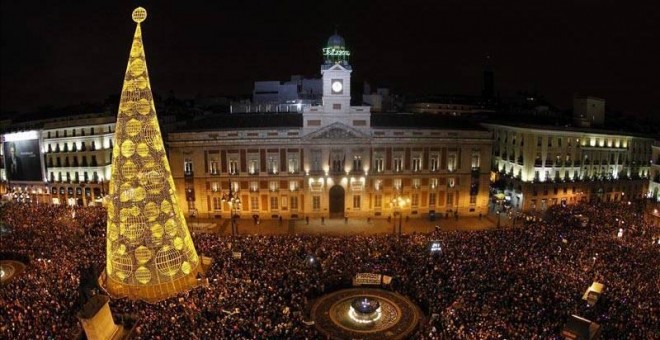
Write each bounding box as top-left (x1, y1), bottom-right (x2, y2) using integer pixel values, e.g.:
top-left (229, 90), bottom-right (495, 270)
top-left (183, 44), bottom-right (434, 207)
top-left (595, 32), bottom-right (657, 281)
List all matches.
top-left (103, 7), bottom-right (200, 301)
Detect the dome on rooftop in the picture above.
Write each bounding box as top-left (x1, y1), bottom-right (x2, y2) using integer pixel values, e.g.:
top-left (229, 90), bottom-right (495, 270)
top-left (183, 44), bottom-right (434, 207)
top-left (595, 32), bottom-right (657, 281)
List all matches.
top-left (327, 33), bottom-right (345, 49)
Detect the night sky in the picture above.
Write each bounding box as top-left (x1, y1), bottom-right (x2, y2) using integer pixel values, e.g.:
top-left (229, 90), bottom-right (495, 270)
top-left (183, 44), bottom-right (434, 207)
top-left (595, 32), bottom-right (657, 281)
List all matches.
top-left (2, 0), bottom-right (659, 115)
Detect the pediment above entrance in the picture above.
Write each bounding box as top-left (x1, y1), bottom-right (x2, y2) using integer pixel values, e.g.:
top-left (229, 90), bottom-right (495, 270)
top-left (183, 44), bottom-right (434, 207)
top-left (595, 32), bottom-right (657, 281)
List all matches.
top-left (303, 122), bottom-right (368, 141)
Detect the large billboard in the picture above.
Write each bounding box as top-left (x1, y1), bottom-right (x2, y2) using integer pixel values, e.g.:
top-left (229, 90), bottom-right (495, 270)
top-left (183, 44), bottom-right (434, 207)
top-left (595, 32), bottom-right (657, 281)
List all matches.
top-left (3, 131), bottom-right (44, 182)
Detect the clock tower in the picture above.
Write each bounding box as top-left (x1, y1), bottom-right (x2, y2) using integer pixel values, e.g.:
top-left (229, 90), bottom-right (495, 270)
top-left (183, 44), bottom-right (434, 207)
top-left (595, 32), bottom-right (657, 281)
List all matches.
top-left (302, 32), bottom-right (370, 135)
top-left (321, 33), bottom-right (352, 114)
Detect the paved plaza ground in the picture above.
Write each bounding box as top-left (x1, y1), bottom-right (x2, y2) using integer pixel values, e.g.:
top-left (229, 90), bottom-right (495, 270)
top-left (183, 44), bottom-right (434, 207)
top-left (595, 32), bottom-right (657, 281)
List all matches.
top-left (187, 211), bottom-right (516, 236)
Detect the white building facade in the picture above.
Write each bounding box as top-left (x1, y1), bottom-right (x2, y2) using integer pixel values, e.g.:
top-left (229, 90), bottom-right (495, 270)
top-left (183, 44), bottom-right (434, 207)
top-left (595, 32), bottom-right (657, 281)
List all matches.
top-left (167, 34), bottom-right (493, 221)
top-left (1, 113), bottom-right (115, 205)
top-left (485, 123), bottom-right (653, 211)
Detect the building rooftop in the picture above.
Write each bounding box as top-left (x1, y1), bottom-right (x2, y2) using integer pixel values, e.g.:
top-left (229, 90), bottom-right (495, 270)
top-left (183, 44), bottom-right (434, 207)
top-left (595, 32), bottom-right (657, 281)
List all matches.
top-left (372, 114), bottom-right (487, 130)
top-left (181, 113), bottom-right (303, 132)
top-left (176, 113), bottom-right (486, 133)
top-left (484, 120), bottom-right (658, 139)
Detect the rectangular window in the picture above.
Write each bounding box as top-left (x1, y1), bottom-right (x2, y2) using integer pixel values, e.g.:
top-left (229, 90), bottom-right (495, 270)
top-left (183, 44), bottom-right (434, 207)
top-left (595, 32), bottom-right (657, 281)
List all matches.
top-left (374, 179), bottom-right (382, 191)
top-left (412, 157), bottom-right (422, 172)
top-left (470, 195), bottom-right (477, 204)
top-left (333, 103), bottom-right (341, 110)
top-left (353, 156), bottom-right (362, 172)
top-left (353, 195), bottom-right (361, 209)
top-left (313, 196), bottom-right (321, 210)
top-left (251, 196), bottom-right (259, 211)
top-left (270, 196), bottom-right (279, 210)
top-left (213, 197), bottom-right (222, 211)
top-left (269, 181), bottom-right (279, 192)
top-left (430, 178), bottom-right (438, 189)
top-left (268, 157), bottom-right (278, 174)
top-left (429, 193), bottom-right (436, 206)
top-left (471, 153), bottom-right (480, 169)
top-left (289, 180), bottom-right (299, 191)
top-left (184, 159), bottom-right (193, 174)
top-left (288, 158), bottom-right (298, 174)
top-left (209, 160), bottom-right (219, 174)
top-left (447, 153), bottom-right (457, 172)
top-left (250, 181), bottom-right (259, 192)
top-left (374, 195), bottom-right (382, 208)
top-left (446, 193), bottom-right (454, 206)
top-left (374, 157), bottom-right (384, 172)
top-left (447, 178), bottom-right (455, 188)
top-left (430, 156), bottom-right (439, 171)
top-left (332, 156), bottom-right (343, 172)
top-left (393, 178), bottom-right (402, 191)
top-left (290, 196), bottom-right (298, 210)
top-left (249, 159), bottom-right (258, 174)
top-left (412, 178), bottom-right (420, 189)
top-left (411, 194), bottom-right (419, 207)
top-left (393, 157), bottom-right (403, 172)
top-left (228, 159), bottom-right (238, 174)
top-left (311, 150), bottom-right (322, 172)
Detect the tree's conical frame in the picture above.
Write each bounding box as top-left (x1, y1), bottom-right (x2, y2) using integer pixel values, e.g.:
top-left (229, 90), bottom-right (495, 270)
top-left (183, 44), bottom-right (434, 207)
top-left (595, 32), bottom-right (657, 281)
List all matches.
top-left (102, 7), bottom-right (200, 302)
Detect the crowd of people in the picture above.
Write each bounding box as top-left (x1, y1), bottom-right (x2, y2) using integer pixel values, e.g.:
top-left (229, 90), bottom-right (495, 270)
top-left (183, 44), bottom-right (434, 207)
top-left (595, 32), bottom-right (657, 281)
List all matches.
top-left (0, 200), bottom-right (658, 339)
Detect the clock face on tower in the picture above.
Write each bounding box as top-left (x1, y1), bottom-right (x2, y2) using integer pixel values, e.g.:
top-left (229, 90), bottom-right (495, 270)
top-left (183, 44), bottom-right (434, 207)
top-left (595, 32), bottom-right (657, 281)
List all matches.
top-left (331, 79), bottom-right (343, 94)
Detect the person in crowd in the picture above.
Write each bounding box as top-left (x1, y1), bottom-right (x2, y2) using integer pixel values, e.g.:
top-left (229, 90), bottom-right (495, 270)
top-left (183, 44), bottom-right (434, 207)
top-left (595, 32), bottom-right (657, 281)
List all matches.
top-left (0, 200), bottom-right (657, 339)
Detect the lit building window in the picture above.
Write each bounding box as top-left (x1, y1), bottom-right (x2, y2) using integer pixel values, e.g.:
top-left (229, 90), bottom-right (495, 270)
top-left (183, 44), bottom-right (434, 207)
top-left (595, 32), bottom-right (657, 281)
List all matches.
top-left (269, 181), bottom-right (279, 192)
top-left (288, 158), bottom-right (298, 174)
top-left (312, 196), bottom-right (321, 210)
top-left (430, 178), bottom-right (438, 189)
top-left (374, 156), bottom-right (384, 172)
top-left (447, 153), bottom-right (457, 172)
top-left (393, 157), bottom-right (403, 172)
top-left (412, 178), bottom-right (420, 189)
top-left (290, 196), bottom-right (298, 210)
top-left (430, 155), bottom-right (439, 171)
top-left (250, 181), bottom-right (259, 192)
top-left (228, 159), bottom-right (238, 175)
top-left (394, 178), bottom-right (402, 191)
top-left (411, 193), bottom-right (419, 207)
top-left (471, 152), bottom-right (480, 169)
top-left (429, 193), bottom-right (436, 206)
top-left (289, 180), bottom-right (299, 192)
top-left (412, 156), bottom-right (422, 172)
top-left (249, 159), bottom-right (258, 174)
top-left (184, 159), bottom-right (193, 174)
top-left (268, 157), bottom-right (278, 174)
top-left (270, 197), bottom-right (278, 210)
top-left (209, 160), bottom-right (219, 174)
top-left (374, 179), bottom-right (382, 191)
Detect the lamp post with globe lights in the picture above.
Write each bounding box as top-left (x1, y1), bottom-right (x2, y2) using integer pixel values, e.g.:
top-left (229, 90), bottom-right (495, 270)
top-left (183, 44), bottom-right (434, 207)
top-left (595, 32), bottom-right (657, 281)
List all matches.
top-left (222, 178), bottom-right (241, 236)
top-left (390, 195), bottom-right (410, 236)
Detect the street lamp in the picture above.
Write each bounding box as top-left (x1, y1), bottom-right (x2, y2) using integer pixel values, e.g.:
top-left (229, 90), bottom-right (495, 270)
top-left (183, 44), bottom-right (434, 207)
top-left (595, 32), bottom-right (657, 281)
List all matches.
top-left (222, 178), bottom-right (241, 236)
top-left (390, 194), bottom-right (410, 236)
